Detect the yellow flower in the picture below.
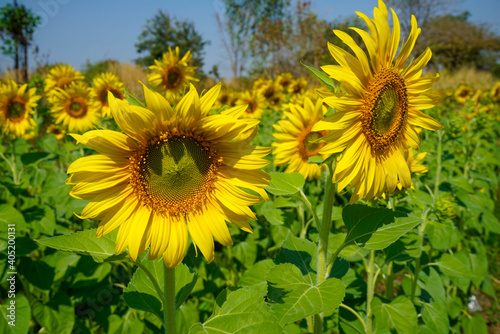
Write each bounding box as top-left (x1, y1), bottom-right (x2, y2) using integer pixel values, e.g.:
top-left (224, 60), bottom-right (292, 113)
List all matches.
top-left (313, 0), bottom-right (442, 203)
top-left (276, 73), bottom-right (293, 90)
top-left (50, 81), bottom-right (99, 133)
top-left (273, 97), bottom-right (328, 180)
top-left (46, 124), bottom-right (66, 140)
top-left (66, 83), bottom-right (271, 268)
top-left (0, 79), bottom-right (40, 138)
top-left (258, 79), bottom-right (284, 108)
top-left (147, 46), bottom-right (198, 96)
top-left (235, 90), bottom-right (266, 119)
top-left (454, 84), bottom-right (473, 104)
top-left (92, 72), bottom-right (124, 118)
top-left (490, 81), bottom-right (500, 102)
top-left (44, 64), bottom-right (84, 99)
top-left (287, 77), bottom-right (308, 96)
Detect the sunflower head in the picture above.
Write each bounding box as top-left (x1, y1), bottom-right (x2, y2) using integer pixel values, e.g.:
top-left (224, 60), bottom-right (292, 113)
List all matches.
top-left (276, 73), bottom-right (293, 90)
top-left (0, 79), bottom-right (41, 138)
top-left (46, 124), bottom-right (66, 140)
top-left (92, 72), bottom-right (124, 118)
top-left (235, 90), bottom-right (266, 119)
top-left (454, 84), bottom-right (474, 104)
top-left (258, 80), bottom-right (284, 108)
top-left (67, 83), bottom-right (271, 268)
top-left (313, 0), bottom-right (442, 203)
top-left (273, 97), bottom-right (328, 180)
top-left (490, 81), bottom-right (500, 102)
top-left (44, 64), bottom-right (84, 98)
top-left (50, 81), bottom-right (99, 133)
top-left (147, 46), bottom-right (199, 96)
top-left (287, 77), bottom-right (308, 95)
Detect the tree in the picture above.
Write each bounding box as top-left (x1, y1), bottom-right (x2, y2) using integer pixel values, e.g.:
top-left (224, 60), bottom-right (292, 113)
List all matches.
top-left (135, 10), bottom-right (208, 70)
top-left (385, 0), bottom-right (462, 35)
top-left (418, 12), bottom-right (500, 70)
top-left (0, 0), bottom-right (40, 82)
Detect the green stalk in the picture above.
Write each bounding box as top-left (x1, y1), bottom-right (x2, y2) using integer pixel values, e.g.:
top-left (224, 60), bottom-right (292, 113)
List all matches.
top-left (164, 265), bottom-right (177, 334)
top-left (433, 130), bottom-right (443, 200)
top-left (366, 250), bottom-right (376, 334)
top-left (313, 161), bottom-right (336, 334)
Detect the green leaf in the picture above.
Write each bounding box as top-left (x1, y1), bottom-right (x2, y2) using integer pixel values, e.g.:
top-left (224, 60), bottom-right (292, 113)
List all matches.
top-left (275, 233), bottom-right (316, 282)
top-left (39, 134), bottom-right (59, 154)
top-left (239, 259), bottom-right (275, 287)
top-left (35, 228), bottom-right (124, 263)
top-left (267, 263), bottom-right (345, 326)
top-left (462, 313), bottom-right (487, 334)
top-left (342, 205), bottom-right (413, 249)
top-left (24, 204), bottom-right (56, 235)
top-left (421, 301), bottom-right (449, 334)
top-left (426, 220), bottom-right (462, 250)
top-left (481, 211), bottom-right (500, 234)
top-left (0, 294), bottom-right (30, 334)
top-left (20, 151), bottom-right (50, 165)
top-left (436, 252), bottom-right (476, 279)
top-left (0, 204), bottom-right (26, 232)
top-left (124, 87), bottom-right (146, 107)
top-left (18, 257), bottom-right (54, 290)
top-left (261, 207), bottom-right (284, 225)
top-left (108, 311), bottom-right (145, 334)
top-left (301, 61), bottom-right (336, 92)
top-left (189, 287), bottom-right (281, 333)
top-left (372, 296), bottom-right (417, 334)
top-left (32, 292), bottom-right (75, 334)
top-left (124, 256), bottom-right (198, 320)
top-left (232, 241), bottom-right (257, 269)
top-left (265, 172), bottom-right (305, 196)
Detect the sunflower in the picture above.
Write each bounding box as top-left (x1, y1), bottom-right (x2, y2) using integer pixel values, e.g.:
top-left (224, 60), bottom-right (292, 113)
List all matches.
top-left (66, 83), bottom-right (271, 268)
top-left (276, 73), bottom-right (293, 90)
top-left (490, 81), bottom-right (500, 102)
top-left (44, 64), bottom-right (84, 99)
top-left (273, 97), bottom-right (328, 180)
top-left (313, 0), bottom-right (442, 203)
top-left (46, 124), bottom-right (66, 140)
top-left (0, 79), bottom-right (41, 138)
top-left (92, 72), bottom-right (124, 118)
top-left (454, 84), bottom-right (473, 104)
top-left (50, 81), bottom-right (98, 133)
top-left (287, 77), bottom-right (308, 96)
top-left (258, 80), bottom-right (285, 108)
top-left (147, 46), bottom-right (198, 96)
top-left (236, 90), bottom-right (266, 119)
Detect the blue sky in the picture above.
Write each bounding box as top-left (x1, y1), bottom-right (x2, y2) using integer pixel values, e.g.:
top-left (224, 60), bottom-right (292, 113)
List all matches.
top-left (1, 0), bottom-right (499, 78)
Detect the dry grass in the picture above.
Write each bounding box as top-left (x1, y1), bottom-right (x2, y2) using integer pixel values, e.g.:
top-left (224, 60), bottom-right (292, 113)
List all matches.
top-left (433, 67), bottom-right (498, 90)
top-left (0, 68), bottom-right (19, 83)
top-left (107, 61), bottom-right (148, 100)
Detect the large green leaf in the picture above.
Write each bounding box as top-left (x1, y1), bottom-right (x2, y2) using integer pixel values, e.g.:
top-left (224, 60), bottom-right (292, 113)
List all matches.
top-left (435, 252), bottom-right (476, 279)
top-left (462, 314), bottom-right (487, 334)
top-left (189, 287), bottom-right (281, 333)
top-left (108, 311), bottom-right (145, 334)
top-left (342, 205), bottom-right (417, 250)
top-left (35, 228), bottom-right (124, 263)
top-left (0, 204), bottom-right (26, 232)
top-left (239, 259), bottom-right (274, 287)
top-left (274, 233), bottom-right (317, 283)
top-left (372, 296), bottom-right (417, 334)
top-left (123, 255), bottom-right (198, 320)
top-left (24, 204), bottom-right (55, 235)
top-left (0, 294), bottom-right (30, 334)
top-left (267, 263), bottom-right (345, 326)
top-left (421, 301), bottom-right (449, 334)
top-left (265, 172), bottom-right (305, 196)
top-left (32, 292), bottom-right (75, 334)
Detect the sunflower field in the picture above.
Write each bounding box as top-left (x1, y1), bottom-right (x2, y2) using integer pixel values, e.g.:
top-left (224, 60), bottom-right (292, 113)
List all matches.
top-left (0, 1), bottom-right (500, 333)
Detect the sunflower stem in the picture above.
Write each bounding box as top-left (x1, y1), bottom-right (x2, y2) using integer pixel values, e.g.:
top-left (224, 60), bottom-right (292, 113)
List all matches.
top-left (366, 249), bottom-right (376, 334)
top-left (313, 161), bottom-right (335, 334)
top-left (164, 265), bottom-right (176, 334)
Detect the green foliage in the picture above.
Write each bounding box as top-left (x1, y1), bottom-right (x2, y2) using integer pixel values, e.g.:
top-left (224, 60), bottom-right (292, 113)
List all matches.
top-left (135, 10), bottom-right (208, 69)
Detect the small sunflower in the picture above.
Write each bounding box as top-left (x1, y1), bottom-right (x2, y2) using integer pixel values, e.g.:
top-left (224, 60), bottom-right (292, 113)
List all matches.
top-left (259, 80), bottom-right (284, 108)
top-left (0, 79), bottom-right (41, 138)
top-left (92, 72), bottom-right (125, 118)
top-left (236, 90), bottom-right (266, 119)
top-left (46, 124), bottom-right (66, 140)
top-left (67, 83), bottom-right (271, 267)
top-left (50, 81), bottom-right (98, 133)
top-left (147, 46), bottom-right (198, 96)
top-left (313, 0), bottom-right (442, 203)
top-left (287, 77), bottom-right (308, 96)
top-left (454, 84), bottom-right (473, 104)
top-left (44, 64), bottom-right (84, 99)
top-left (490, 81), bottom-right (500, 102)
top-left (276, 73), bottom-right (293, 90)
top-left (273, 97), bottom-right (328, 180)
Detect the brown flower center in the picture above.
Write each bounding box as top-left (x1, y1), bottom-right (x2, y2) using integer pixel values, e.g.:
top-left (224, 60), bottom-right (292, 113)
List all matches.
top-left (66, 97), bottom-right (88, 118)
top-left (6, 98), bottom-right (26, 122)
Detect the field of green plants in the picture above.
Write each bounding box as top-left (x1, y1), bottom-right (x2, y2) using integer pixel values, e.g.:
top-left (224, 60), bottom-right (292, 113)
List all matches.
top-left (1, 1), bottom-right (500, 334)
